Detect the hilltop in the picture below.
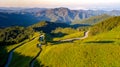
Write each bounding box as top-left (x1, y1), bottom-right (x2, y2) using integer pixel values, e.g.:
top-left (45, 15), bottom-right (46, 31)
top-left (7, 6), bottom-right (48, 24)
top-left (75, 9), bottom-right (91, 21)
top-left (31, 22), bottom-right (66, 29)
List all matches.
top-left (29, 21), bottom-right (70, 33)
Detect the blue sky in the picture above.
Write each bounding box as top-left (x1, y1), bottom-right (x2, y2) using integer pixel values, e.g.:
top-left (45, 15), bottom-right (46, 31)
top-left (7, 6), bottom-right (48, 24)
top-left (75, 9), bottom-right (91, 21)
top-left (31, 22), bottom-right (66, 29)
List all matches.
top-left (0, 0), bottom-right (120, 10)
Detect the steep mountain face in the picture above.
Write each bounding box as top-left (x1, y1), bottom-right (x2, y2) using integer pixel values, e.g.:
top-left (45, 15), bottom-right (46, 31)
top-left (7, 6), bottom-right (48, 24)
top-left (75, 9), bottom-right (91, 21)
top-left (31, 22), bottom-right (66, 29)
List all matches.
top-left (0, 7), bottom-right (120, 27)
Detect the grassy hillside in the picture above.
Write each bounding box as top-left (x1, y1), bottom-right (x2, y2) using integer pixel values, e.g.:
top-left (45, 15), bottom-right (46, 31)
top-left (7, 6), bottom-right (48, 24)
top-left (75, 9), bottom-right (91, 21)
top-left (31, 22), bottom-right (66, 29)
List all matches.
top-left (29, 21), bottom-right (70, 33)
top-left (37, 43), bottom-right (120, 67)
top-left (52, 27), bottom-right (77, 35)
top-left (51, 27), bottom-right (85, 42)
top-left (53, 31), bottom-right (84, 41)
top-left (0, 32), bottom-right (39, 66)
top-left (3, 26), bottom-right (120, 67)
top-left (37, 25), bottom-right (120, 66)
top-left (35, 16), bottom-right (120, 67)
top-left (81, 25), bottom-right (120, 44)
top-left (1, 16), bottom-right (120, 67)
top-left (89, 16), bottom-right (120, 35)
top-left (5, 32), bottom-right (40, 67)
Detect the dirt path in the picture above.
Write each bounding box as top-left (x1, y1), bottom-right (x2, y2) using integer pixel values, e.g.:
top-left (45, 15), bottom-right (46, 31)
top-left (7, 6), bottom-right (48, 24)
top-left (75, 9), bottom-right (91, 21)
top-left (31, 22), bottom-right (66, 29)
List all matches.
top-left (29, 31), bottom-right (89, 67)
top-left (5, 31), bottom-right (89, 67)
top-left (4, 37), bottom-right (36, 67)
top-left (59, 31), bottom-right (89, 42)
top-left (29, 47), bottom-right (42, 67)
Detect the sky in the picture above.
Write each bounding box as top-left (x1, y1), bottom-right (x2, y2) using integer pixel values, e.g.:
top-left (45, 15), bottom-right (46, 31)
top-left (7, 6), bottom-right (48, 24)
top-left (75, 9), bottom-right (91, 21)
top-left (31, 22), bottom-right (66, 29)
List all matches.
top-left (0, 0), bottom-right (120, 10)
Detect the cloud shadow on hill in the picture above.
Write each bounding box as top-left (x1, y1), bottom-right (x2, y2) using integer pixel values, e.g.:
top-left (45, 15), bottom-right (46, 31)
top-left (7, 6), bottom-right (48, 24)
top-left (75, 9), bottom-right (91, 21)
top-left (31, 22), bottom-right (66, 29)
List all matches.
top-left (85, 41), bottom-right (115, 43)
top-left (0, 46), bottom-right (47, 67)
top-left (9, 52), bottom-right (47, 67)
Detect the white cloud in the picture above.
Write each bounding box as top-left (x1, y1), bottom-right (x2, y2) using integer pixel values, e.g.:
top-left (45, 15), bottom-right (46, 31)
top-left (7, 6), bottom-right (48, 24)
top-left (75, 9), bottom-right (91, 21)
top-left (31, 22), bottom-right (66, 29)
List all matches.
top-left (0, 0), bottom-right (120, 10)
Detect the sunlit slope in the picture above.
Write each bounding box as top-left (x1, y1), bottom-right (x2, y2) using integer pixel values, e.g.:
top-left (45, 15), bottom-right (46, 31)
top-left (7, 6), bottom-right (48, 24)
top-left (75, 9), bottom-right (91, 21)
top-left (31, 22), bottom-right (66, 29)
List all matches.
top-left (36, 26), bottom-right (120, 67)
top-left (82, 16), bottom-right (120, 44)
top-left (89, 16), bottom-right (120, 35)
top-left (82, 25), bottom-right (120, 44)
top-left (3, 16), bottom-right (120, 67)
top-left (6, 32), bottom-right (40, 67)
top-left (51, 27), bottom-right (85, 41)
top-left (35, 16), bottom-right (120, 67)
top-left (53, 31), bottom-right (84, 41)
top-left (36, 43), bottom-right (120, 67)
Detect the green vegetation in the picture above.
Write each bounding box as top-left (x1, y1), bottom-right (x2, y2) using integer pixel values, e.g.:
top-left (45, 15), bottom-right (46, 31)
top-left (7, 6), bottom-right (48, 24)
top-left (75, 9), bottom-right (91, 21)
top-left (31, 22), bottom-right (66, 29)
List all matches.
top-left (4, 32), bottom-right (40, 67)
top-left (29, 21), bottom-right (70, 33)
top-left (29, 21), bottom-right (48, 28)
top-left (51, 27), bottom-right (85, 41)
top-left (53, 31), bottom-right (84, 41)
top-left (38, 44), bottom-right (120, 67)
top-left (9, 36), bottom-right (40, 67)
top-left (0, 26), bottom-right (34, 45)
top-left (35, 16), bottom-right (120, 67)
top-left (72, 14), bottom-right (111, 25)
top-left (1, 16), bottom-right (120, 67)
top-left (89, 16), bottom-right (120, 35)
top-left (52, 27), bottom-right (77, 35)
top-left (81, 25), bottom-right (120, 44)
top-left (0, 46), bottom-right (8, 66)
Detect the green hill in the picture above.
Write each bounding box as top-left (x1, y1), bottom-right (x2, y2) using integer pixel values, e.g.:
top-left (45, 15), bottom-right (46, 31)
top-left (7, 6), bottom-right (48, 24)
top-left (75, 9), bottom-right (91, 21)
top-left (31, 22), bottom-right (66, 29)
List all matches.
top-left (0, 26), bottom-right (34, 45)
top-left (0, 32), bottom-right (40, 66)
top-left (29, 21), bottom-right (70, 33)
top-left (83, 25), bottom-right (120, 44)
top-left (89, 16), bottom-right (120, 35)
top-left (53, 28), bottom-right (84, 41)
top-left (36, 16), bottom-right (120, 67)
top-left (1, 16), bottom-right (120, 67)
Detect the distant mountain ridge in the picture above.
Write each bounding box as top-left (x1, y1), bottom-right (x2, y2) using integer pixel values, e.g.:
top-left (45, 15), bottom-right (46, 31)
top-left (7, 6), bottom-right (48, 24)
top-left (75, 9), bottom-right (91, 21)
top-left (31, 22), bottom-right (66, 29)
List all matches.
top-left (0, 7), bottom-right (120, 27)
top-left (72, 14), bottom-right (111, 25)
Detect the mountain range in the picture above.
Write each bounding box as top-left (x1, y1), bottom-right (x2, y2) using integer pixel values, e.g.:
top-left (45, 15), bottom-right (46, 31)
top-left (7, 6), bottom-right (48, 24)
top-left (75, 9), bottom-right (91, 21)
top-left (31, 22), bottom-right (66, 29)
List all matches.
top-left (0, 7), bottom-right (120, 27)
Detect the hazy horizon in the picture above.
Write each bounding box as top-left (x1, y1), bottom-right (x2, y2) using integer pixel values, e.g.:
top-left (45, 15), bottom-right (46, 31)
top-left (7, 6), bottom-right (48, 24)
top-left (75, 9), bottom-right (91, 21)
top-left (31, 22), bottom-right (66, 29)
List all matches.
top-left (0, 0), bottom-right (120, 10)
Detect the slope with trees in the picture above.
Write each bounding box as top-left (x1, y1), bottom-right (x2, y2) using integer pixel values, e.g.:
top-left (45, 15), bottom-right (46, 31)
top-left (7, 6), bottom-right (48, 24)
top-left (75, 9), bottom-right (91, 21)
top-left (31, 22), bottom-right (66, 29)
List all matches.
top-left (0, 26), bottom-right (34, 45)
top-left (89, 16), bottom-right (120, 35)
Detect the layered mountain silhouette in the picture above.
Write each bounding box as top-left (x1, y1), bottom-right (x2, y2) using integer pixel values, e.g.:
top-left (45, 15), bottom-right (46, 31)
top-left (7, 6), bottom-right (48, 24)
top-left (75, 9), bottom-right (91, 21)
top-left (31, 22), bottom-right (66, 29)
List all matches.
top-left (0, 7), bottom-right (120, 27)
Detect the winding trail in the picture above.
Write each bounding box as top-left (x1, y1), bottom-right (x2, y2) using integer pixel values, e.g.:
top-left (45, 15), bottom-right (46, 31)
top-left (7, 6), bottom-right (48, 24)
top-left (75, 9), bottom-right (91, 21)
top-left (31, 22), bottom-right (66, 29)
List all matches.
top-left (29, 31), bottom-right (89, 67)
top-left (29, 47), bottom-right (42, 67)
top-left (5, 31), bottom-right (89, 67)
top-left (4, 37), bottom-right (36, 67)
top-left (59, 31), bottom-right (89, 42)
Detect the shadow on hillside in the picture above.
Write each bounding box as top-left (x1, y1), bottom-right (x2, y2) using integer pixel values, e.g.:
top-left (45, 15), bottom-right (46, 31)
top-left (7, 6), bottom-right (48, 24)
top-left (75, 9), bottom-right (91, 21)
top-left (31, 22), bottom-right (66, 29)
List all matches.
top-left (49, 40), bottom-right (74, 45)
top-left (8, 52), bottom-right (46, 67)
top-left (0, 46), bottom-right (46, 67)
top-left (29, 47), bottom-right (49, 67)
top-left (34, 60), bottom-right (49, 67)
top-left (45, 32), bottom-right (68, 45)
top-left (0, 46), bottom-right (8, 67)
top-left (51, 32), bottom-right (67, 38)
top-left (33, 21), bottom-right (70, 34)
top-left (46, 33), bottom-right (75, 45)
top-left (71, 24), bottom-right (91, 28)
top-left (85, 41), bottom-right (115, 43)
